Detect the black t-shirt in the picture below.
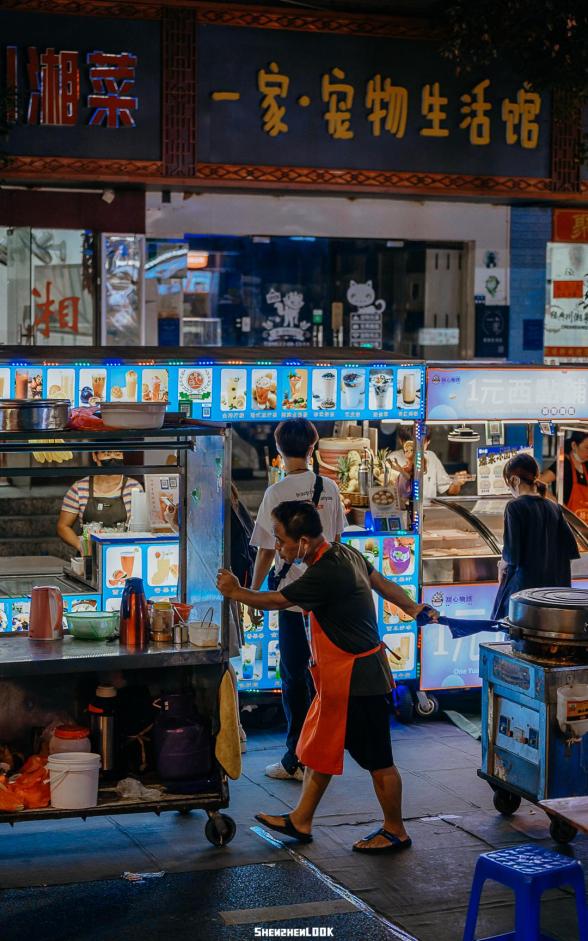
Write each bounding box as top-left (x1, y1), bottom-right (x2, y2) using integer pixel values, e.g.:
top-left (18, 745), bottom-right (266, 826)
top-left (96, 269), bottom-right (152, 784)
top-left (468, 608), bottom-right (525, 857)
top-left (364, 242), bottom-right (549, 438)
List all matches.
top-left (280, 543), bottom-right (392, 696)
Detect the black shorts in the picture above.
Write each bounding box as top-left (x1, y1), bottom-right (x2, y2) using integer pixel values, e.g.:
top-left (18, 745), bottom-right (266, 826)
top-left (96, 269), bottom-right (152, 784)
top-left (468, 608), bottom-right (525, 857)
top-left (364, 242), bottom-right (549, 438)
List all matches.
top-left (344, 694), bottom-right (394, 772)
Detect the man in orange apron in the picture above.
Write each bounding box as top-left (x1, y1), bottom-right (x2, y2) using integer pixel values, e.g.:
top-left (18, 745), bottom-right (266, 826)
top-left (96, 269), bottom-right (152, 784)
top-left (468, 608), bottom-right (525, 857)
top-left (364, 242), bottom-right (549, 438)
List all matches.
top-left (217, 499), bottom-right (436, 854)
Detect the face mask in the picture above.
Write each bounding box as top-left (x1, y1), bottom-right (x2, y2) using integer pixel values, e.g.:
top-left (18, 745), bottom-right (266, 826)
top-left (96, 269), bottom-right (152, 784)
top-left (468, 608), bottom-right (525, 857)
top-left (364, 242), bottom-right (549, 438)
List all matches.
top-left (100, 457), bottom-right (124, 467)
top-left (293, 539), bottom-right (307, 566)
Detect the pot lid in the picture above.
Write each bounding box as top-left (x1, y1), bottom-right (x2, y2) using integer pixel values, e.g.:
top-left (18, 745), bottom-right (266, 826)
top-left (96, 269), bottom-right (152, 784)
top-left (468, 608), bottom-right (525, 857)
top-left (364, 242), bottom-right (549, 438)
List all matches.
top-left (510, 588), bottom-right (588, 610)
top-left (0, 399), bottom-right (70, 407)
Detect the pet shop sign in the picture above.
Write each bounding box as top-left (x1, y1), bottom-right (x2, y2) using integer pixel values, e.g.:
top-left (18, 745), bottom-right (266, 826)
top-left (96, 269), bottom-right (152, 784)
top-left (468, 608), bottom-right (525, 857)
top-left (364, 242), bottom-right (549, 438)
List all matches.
top-left (264, 288), bottom-right (311, 345)
top-left (198, 24), bottom-right (550, 180)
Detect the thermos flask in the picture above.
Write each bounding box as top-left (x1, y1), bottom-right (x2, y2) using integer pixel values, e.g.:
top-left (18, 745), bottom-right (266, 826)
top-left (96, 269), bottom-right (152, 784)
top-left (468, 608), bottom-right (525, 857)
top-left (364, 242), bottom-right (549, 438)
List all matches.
top-left (88, 684), bottom-right (118, 778)
top-left (120, 577), bottom-right (149, 649)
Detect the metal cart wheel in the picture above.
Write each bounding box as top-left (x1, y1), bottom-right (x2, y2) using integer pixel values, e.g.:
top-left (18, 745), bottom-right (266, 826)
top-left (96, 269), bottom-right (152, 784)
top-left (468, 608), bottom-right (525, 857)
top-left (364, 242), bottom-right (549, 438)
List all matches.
top-left (492, 788), bottom-right (522, 816)
top-left (415, 694), bottom-right (440, 720)
top-left (393, 685), bottom-right (415, 724)
top-left (205, 812), bottom-right (237, 846)
top-left (549, 818), bottom-right (578, 845)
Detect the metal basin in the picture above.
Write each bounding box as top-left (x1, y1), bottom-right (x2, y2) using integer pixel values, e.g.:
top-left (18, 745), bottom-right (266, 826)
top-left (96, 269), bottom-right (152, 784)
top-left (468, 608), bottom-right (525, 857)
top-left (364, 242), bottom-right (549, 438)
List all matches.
top-left (0, 399), bottom-right (71, 431)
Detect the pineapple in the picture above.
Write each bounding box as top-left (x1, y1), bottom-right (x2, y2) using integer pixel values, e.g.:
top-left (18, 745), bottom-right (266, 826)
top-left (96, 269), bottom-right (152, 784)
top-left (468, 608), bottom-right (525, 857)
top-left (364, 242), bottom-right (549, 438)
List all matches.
top-left (337, 455), bottom-right (351, 491)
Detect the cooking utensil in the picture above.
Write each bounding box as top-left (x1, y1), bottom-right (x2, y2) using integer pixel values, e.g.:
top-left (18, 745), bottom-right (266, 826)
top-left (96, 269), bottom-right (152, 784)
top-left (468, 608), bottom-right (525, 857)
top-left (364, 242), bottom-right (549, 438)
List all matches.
top-left (66, 611), bottom-right (119, 641)
top-left (29, 586), bottom-right (64, 641)
top-left (100, 402), bottom-right (167, 430)
top-left (507, 588), bottom-right (588, 643)
top-left (0, 400), bottom-right (70, 431)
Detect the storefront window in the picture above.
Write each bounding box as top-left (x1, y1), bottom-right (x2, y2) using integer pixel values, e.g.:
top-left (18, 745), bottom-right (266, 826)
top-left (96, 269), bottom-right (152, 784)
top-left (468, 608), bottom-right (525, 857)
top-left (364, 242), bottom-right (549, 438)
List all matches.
top-left (0, 227), bottom-right (96, 346)
top-left (146, 234), bottom-right (467, 355)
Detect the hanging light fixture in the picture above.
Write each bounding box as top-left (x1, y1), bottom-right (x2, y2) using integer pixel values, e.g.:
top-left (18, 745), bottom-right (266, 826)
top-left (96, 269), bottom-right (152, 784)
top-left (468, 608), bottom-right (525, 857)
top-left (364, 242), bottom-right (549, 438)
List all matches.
top-left (448, 424), bottom-right (481, 443)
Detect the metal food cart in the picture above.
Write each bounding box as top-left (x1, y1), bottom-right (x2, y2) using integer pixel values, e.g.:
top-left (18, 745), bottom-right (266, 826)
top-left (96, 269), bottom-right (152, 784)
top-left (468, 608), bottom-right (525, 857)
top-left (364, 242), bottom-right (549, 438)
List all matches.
top-left (0, 416), bottom-right (237, 847)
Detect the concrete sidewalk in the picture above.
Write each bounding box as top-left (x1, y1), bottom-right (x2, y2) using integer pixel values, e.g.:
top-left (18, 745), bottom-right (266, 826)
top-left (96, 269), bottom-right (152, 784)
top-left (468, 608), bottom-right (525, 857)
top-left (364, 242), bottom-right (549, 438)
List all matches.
top-left (0, 717), bottom-right (586, 941)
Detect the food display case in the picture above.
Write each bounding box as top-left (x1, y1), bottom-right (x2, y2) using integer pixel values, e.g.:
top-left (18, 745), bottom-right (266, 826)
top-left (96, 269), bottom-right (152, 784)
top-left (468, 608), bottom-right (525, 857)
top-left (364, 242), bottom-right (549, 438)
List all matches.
top-left (420, 495), bottom-right (588, 695)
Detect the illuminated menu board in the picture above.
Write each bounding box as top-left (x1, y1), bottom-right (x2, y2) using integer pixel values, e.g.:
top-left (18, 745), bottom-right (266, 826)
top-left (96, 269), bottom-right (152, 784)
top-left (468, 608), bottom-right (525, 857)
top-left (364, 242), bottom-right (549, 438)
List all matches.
top-left (0, 361), bottom-right (425, 423)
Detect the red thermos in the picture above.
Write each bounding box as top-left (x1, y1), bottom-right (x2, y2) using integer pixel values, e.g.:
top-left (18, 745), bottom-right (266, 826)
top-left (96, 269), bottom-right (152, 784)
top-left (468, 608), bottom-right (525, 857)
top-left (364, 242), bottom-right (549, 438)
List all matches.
top-left (120, 577), bottom-right (149, 649)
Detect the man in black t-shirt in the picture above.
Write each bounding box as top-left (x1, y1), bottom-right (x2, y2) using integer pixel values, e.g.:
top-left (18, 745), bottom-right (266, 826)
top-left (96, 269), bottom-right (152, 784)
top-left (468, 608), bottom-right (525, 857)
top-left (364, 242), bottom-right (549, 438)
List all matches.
top-left (217, 500), bottom-right (436, 855)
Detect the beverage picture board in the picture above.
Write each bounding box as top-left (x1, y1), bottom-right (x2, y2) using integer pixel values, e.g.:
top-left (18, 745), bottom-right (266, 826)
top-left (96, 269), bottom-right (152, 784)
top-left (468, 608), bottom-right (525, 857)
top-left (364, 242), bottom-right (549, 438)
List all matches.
top-left (0, 360), bottom-right (424, 423)
top-left (93, 535), bottom-right (180, 609)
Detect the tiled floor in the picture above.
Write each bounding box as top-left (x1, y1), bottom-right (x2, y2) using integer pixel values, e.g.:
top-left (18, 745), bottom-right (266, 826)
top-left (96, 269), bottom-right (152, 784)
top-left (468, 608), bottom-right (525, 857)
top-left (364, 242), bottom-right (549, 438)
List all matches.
top-left (1, 717), bottom-right (586, 941)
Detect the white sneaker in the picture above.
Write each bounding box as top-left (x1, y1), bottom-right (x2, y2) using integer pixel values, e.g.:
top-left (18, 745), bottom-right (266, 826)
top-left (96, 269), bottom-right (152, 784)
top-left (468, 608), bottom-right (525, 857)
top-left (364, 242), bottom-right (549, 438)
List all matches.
top-left (265, 761), bottom-right (304, 782)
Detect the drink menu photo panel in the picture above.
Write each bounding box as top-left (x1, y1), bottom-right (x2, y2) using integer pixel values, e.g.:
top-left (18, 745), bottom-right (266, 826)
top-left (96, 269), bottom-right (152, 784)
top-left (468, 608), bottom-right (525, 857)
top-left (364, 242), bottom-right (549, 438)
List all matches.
top-left (397, 368), bottom-right (421, 409)
top-left (14, 368), bottom-right (42, 400)
top-left (220, 369), bottom-right (247, 413)
top-left (108, 367), bottom-right (140, 402)
top-left (340, 369), bottom-right (366, 411)
top-left (79, 368), bottom-right (107, 405)
top-left (46, 368), bottom-right (75, 402)
top-left (311, 368), bottom-right (337, 411)
top-left (147, 544), bottom-right (179, 591)
top-left (281, 368), bottom-right (308, 412)
top-left (383, 536), bottom-right (416, 579)
top-left (142, 368), bottom-right (168, 403)
top-left (0, 367), bottom-right (11, 400)
top-left (369, 369), bottom-right (394, 411)
top-left (251, 368), bottom-right (278, 413)
top-left (105, 544), bottom-right (142, 590)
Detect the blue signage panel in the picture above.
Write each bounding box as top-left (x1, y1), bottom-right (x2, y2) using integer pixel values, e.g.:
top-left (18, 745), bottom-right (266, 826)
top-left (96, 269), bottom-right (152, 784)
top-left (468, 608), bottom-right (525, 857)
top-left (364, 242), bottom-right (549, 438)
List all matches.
top-left (421, 582), bottom-right (505, 691)
top-left (0, 360), bottom-right (424, 424)
top-left (197, 24), bottom-right (550, 178)
top-left (427, 366), bottom-right (588, 422)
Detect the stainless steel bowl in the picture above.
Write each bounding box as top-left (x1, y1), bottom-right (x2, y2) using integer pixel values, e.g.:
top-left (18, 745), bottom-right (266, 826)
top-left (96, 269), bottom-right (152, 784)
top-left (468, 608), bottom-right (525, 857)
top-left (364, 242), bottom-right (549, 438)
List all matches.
top-left (0, 399), bottom-right (71, 431)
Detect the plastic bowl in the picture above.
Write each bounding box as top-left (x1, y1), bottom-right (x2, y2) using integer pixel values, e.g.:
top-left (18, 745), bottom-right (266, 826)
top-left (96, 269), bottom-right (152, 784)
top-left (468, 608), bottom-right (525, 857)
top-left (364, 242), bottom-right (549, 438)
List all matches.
top-left (100, 402), bottom-right (167, 430)
top-left (66, 611), bottom-right (119, 641)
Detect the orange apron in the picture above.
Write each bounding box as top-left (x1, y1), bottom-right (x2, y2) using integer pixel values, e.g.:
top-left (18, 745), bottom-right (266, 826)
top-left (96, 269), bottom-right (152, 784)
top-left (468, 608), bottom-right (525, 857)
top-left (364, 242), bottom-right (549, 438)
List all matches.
top-left (566, 455), bottom-right (588, 524)
top-left (296, 541), bottom-right (383, 776)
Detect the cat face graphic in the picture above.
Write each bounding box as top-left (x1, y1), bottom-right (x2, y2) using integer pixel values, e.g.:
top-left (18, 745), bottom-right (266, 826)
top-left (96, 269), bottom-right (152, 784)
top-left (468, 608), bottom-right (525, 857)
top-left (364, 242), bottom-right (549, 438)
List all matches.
top-left (347, 279), bottom-right (376, 307)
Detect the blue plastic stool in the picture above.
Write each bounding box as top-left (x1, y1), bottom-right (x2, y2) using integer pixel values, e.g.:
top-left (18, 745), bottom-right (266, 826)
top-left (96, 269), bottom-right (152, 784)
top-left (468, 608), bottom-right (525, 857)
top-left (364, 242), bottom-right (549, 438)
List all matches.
top-left (462, 844), bottom-right (588, 941)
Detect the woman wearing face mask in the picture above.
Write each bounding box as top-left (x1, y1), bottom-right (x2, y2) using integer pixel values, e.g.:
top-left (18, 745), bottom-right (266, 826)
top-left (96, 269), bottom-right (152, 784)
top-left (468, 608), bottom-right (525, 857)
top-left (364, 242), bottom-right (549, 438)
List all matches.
top-left (490, 453), bottom-right (579, 620)
top-left (57, 451), bottom-right (143, 552)
top-left (539, 432), bottom-right (588, 523)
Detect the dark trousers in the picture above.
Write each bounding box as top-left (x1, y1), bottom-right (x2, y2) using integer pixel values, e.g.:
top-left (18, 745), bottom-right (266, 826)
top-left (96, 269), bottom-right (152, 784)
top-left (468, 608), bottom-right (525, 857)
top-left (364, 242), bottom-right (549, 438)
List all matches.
top-left (278, 609), bottom-right (314, 772)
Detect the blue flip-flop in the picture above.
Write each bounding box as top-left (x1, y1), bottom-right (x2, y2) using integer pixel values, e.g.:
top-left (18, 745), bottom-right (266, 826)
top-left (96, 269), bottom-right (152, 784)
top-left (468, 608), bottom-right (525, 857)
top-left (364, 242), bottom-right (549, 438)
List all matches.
top-left (352, 828), bottom-right (412, 854)
top-left (255, 813), bottom-right (313, 843)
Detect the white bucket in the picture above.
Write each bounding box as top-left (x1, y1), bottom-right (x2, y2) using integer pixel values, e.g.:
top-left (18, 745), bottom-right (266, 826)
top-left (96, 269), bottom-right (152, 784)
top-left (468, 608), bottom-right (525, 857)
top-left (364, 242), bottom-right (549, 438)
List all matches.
top-left (47, 752), bottom-right (101, 809)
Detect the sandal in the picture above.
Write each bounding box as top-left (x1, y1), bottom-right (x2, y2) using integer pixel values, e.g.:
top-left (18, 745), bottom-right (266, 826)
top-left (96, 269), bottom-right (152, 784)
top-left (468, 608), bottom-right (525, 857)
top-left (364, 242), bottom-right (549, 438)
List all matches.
top-left (352, 828), bottom-right (412, 854)
top-left (255, 813), bottom-right (313, 843)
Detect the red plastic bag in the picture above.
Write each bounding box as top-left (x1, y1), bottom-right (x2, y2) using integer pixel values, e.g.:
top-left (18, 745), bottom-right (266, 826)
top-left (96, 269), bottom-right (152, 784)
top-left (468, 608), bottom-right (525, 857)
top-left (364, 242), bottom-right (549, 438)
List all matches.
top-left (67, 406), bottom-right (105, 432)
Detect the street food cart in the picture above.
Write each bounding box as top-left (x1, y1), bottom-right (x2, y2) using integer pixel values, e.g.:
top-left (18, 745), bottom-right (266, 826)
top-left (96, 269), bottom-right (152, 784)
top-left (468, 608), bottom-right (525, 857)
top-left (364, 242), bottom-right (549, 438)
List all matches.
top-left (0, 352), bottom-right (236, 846)
top-left (423, 364), bottom-right (588, 840)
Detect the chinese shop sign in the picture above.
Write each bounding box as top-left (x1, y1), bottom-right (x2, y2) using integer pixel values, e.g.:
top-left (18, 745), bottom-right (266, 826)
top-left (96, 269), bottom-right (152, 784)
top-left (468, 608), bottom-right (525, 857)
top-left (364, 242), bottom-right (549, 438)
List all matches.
top-left (553, 210), bottom-right (588, 243)
top-left (197, 25), bottom-right (550, 177)
top-left (0, 11), bottom-right (160, 160)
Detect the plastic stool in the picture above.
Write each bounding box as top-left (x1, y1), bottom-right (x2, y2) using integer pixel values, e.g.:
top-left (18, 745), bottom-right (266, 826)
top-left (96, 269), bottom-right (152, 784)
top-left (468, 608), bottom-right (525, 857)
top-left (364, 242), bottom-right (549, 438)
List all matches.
top-left (462, 844), bottom-right (588, 941)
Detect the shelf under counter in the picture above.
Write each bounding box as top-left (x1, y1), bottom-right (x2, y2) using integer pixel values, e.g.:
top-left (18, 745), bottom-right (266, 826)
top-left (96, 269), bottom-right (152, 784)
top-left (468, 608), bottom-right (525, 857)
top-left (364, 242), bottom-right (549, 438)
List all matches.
top-left (0, 635), bottom-right (223, 678)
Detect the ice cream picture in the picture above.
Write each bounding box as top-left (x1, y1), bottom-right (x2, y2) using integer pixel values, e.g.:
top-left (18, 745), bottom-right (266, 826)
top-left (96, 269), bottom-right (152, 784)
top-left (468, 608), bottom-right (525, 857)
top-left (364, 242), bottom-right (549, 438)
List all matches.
top-left (341, 370), bottom-right (366, 409)
top-left (252, 369), bottom-right (278, 411)
top-left (369, 370), bottom-right (393, 410)
top-left (282, 369), bottom-right (308, 410)
top-left (383, 537), bottom-right (415, 576)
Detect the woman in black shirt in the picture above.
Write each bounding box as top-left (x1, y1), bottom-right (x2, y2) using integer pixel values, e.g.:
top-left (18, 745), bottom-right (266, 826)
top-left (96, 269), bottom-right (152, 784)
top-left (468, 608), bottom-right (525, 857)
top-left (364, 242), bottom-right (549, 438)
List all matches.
top-left (492, 453), bottom-right (579, 620)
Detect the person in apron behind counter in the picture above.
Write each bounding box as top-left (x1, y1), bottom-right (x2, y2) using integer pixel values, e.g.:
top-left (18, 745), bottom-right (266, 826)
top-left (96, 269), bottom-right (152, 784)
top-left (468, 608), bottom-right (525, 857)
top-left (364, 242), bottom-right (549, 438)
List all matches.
top-left (540, 431), bottom-right (588, 523)
top-left (57, 451), bottom-right (143, 552)
top-left (217, 499), bottom-right (439, 854)
top-left (491, 453), bottom-right (579, 621)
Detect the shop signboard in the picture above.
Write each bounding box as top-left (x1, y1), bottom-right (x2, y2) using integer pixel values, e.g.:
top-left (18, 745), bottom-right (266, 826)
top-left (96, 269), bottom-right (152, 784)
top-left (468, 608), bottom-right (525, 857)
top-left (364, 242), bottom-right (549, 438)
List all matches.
top-left (0, 360), bottom-right (425, 424)
top-left (544, 242), bottom-right (588, 364)
top-left (197, 25), bottom-right (550, 179)
top-left (427, 366), bottom-right (588, 422)
top-left (0, 10), bottom-right (161, 160)
top-left (420, 583), bottom-right (505, 690)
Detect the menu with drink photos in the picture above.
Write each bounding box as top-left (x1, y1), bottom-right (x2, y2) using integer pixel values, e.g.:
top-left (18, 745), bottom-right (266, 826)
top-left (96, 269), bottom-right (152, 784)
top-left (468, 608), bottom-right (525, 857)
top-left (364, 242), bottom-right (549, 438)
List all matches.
top-left (0, 360), bottom-right (424, 422)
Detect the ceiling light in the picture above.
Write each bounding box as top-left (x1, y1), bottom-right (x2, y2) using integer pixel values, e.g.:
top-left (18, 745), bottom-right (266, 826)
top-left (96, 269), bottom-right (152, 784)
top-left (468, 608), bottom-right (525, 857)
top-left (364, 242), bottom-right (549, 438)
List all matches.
top-left (448, 424), bottom-right (480, 443)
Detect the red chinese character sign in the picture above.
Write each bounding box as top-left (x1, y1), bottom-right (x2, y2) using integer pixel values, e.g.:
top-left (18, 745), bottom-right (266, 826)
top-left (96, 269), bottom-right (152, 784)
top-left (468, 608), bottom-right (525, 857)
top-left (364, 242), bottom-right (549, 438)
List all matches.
top-left (0, 11), bottom-right (159, 161)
